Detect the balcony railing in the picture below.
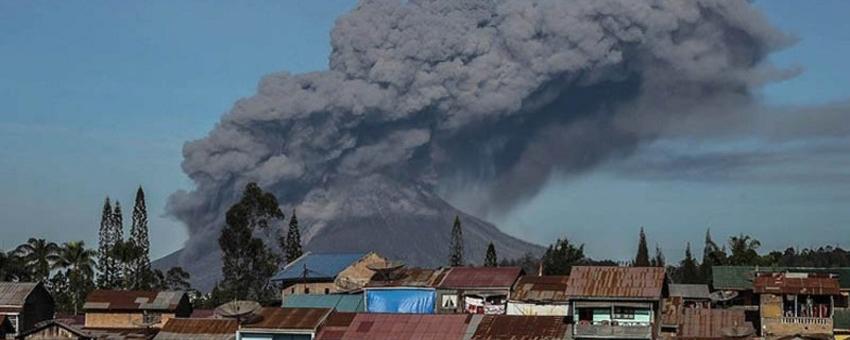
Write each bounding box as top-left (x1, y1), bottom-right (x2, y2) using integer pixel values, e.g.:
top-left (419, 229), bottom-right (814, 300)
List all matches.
top-left (574, 323), bottom-right (652, 339)
top-left (779, 317), bottom-right (832, 325)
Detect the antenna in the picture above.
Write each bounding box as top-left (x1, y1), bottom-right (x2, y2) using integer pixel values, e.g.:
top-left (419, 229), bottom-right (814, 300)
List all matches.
top-left (215, 301), bottom-right (262, 325)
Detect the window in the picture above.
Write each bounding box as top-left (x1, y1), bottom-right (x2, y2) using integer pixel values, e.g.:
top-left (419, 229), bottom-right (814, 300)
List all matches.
top-left (324, 288), bottom-right (330, 294)
top-left (7, 315), bottom-right (18, 334)
top-left (441, 294), bottom-right (458, 309)
top-left (304, 287), bottom-right (310, 294)
top-left (291, 288), bottom-right (295, 294)
top-left (614, 307), bottom-right (635, 319)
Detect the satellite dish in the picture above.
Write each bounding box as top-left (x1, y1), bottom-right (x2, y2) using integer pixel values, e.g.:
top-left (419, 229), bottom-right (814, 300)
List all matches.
top-left (215, 301), bottom-right (262, 324)
top-left (710, 290), bottom-right (738, 302)
top-left (368, 261), bottom-right (405, 281)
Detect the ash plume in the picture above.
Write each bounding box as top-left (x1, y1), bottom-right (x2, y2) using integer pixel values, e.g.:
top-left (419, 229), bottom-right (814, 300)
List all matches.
top-left (167, 0), bottom-right (792, 267)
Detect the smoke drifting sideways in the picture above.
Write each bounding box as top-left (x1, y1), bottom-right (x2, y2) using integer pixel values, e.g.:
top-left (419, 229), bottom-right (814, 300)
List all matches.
top-left (167, 0), bottom-right (793, 262)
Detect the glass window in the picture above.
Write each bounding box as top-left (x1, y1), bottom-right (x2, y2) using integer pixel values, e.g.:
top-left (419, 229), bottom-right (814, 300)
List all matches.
top-left (614, 307), bottom-right (635, 319)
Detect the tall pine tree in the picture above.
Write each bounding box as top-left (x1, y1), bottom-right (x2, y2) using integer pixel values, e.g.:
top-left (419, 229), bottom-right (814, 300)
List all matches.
top-left (680, 243), bottom-right (701, 284)
top-left (449, 216), bottom-right (464, 266)
top-left (700, 229), bottom-right (726, 283)
top-left (219, 183), bottom-right (284, 302)
top-left (284, 210), bottom-right (303, 263)
top-left (108, 201), bottom-right (125, 288)
top-left (97, 198), bottom-right (115, 288)
top-left (484, 242), bottom-right (497, 267)
top-left (651, 244), bottom-right (665, 267)
top-left (130, 186), bottom-right (150, 288)
top-left (634, 227), bottom-right (650, 267)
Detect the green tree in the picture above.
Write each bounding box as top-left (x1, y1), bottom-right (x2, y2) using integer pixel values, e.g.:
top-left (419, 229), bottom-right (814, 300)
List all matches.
top-left (542, 238), bottom-right (585, 275)
top-left (219, 183), bottom-right (284, 302)
top-left (727, 234), bottom-right (762, 265)
top-left (700, 229), bottom-right (725, 284)
top-left (679, 243), bottom-right (701, 284)
top-left (651, 244), bottom-right (665, 267)
top-left (13, 238), bottom-right (61, 282)
top-left (164, 267), bottom-right (192, 291)
top-left (283, 210), bottom-right (303, 263)
top-left (97, 197), bottom-right (116, 288)
top-left (55, 241), bottom-right (96, 314)
top-left (484, 242), bottom-right (497, 267)
top-left (108, 240), bottom-right (144, 289)
top-left (0, 250), bottom-right (30, 281)
top-left (130, 186), bottom-right (151, 287)
top-left (634, 227), bottom-right (650, 267)
top-left (449, 216), bottom-right (464, 266)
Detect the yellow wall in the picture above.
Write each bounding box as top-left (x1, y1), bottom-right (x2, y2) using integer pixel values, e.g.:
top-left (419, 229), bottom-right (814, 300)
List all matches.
top-left (84, 312), bottom-right (175, 329)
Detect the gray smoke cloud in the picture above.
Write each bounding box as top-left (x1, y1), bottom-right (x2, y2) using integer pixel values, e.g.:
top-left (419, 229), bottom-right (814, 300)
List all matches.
top-left (167, 0), bottom-right (793, 262)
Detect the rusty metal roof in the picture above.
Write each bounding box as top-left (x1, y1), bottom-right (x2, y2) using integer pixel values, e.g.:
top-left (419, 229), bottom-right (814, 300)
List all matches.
top-left (155, 318), bottom-right (238, 340)
top-left (437, 267), bottom-right (524, 289)
top-left (315, 313), bottom-right (476, 340)
top-left (0, 282), bottom-right (39, 307)
top-left (240, 307), bottom-right (332, 331)
top-left (676, 308), bottom-right (754, 339)
top-left (83, 290), bottom-right (188, 311)
top-left (367, 267), bottom-right (445, 287)
top-left (510, 276), bottom-right (570, 303)
top-left (753, 273), bottom-right (840, 295)
top-left (565, 266), bottom-right (666, 299)
top-left (472, 315), bottom-right (569, 339)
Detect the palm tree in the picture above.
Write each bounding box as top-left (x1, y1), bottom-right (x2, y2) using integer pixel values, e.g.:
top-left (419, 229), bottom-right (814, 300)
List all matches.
top-left (57, 241), bottom-right (96, 277)
top-left (13, 238), bottom-right (61, 282)
top-left (108, 240), bottom-right (143, 289)
top-left (0, 250), bottom-right (28, 281)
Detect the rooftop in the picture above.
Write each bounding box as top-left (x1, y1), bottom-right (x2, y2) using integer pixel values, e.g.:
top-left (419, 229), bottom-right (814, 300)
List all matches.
top-left (240, 307), bottom-right (332, 331)
top-left (282, 294), bottom-right (365, 312)
top-left (669, 284), bottom-right (711, 300)
top-left (676, 308), bottom-right (754, 339)
top-left (315, 313), bottom-right (476, 340)
top-left (0, 282), bottom-right (40, 307)
top-left (155, 318), bottom-right (238, 340)
top-left (271, 252), bottom-right (366, 282)
top-left (510, 275), bottom-right (570, 302)
top-left (437, 267), bottom-right (523, 289)
top-left (472, 315), bottom-right (569, 339)
top-left (753, 273), bottom-right (840, 295)
top-left (565, 266), bottom-right (666, 299)
top-left (83, 290), bottom-right (187, 312)
top-left (712, 266), bottom-right (850, 290)
top-left (366, 267), bottom-right (445, 288)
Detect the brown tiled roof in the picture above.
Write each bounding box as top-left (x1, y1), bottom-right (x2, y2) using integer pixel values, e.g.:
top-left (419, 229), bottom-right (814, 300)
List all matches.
top-left (0, 282), bottom-right (39, 307)
top-left (565, 266), bottom-right (666, 299)
top-left (437, 267), bottom-right (523, 289)
top-left (367, 267), bottom-right (444, 287)
top-left (676, 308), bottom-right (754, 339)
top-left (472, 315), bottom-right (569, 339)
top-left (189, 309), bottom-right (216, 318)
top-left (155, 318), bottom-right (238, 340)
top-left (84, 290), bottom-right (187, 311)
top-left (240, 307), bottom-right (331, 331)
top-left (315, 313), bottom-right (475, 340)
top-left (511, 276), bottom-right (570, 302)
top-left (753, 273), bottom-right (840, 295)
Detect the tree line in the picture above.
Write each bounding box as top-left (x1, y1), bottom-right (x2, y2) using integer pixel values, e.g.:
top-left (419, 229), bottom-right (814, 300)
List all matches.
top-left (0, 187), bottom-right (191, 314)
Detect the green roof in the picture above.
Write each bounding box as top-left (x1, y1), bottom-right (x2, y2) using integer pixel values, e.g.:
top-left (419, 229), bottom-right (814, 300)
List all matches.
top-left (712, 266), bottom-right (850, 290)
top-left (282, 294), bottom-right (365, 312)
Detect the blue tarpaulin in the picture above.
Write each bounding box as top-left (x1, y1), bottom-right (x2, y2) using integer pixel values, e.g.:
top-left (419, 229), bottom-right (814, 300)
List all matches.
top-left (365, 288), bottom-right (435, 314)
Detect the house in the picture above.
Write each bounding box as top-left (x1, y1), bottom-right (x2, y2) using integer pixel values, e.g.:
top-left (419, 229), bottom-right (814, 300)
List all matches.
top-left (271, 252), bottom-right (388, 301)
top-left (0, 282), bottom-right (55, 337)
top-left (660, 283), bottom-right (713, 333)
top-left (754, 272), bottom-right (840, 339)
top-left (363, 267), bottom-right (444, 314)
top-left (282, 294), bottom-right (365, 313)
top-left (235, 307), bottom-right (332, 340)
top-left (506, 275), bottom-right (570, 316)
top-left (566, 266), bottom-right (667, 339)
top-left (664, 308), bottom-right (754, 339)
top-left (471, 315), bottom-right (571, 339)
top-left (712, 266), bottom-right (850, 308)
top-left (154, 318), bottom-right (238, 340)
top-left (83, 290), bottom-right (192, 330)
top-left (435, 266), bottom-right (524, 315)
top-left (314, 312), bottom-right (477, 340)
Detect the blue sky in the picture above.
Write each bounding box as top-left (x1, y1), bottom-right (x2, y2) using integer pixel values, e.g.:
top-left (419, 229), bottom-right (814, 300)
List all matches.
top-left (1, 0), bottom-right (848, 261)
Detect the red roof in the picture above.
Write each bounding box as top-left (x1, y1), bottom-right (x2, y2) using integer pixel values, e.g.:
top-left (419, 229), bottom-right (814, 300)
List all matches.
top-left (437, 267), bottom-right (523, 289)
top-left (677, 308), bottom-right (755, 339)
top-left (472, 315), bottom-right (569, 339)
top-left (84, 290), bottom-right (187, 311)
top-left (753, 273), bottom-right (840, 295)
top-left (316, 313), bottom-right (475, 340)
top-left (160, 318), bottom-right (238, 334)
top-left (565, 266), bottom-right (666, 299)
top-left (511, 276), bottom-right (570, 302)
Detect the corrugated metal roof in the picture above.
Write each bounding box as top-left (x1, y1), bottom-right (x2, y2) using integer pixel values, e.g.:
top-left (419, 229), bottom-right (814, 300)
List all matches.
top-left (83, 290), bottom-right (187, 311)
top-left (315, 313), bottom-right (476, 340)
top-left (0, 282), bottom-right (39, 307)
top-left (676, 308), bottom-right (754, 339)
top-left (271, 252), bottom-right (366, 282)
top-left (753, 273), bottom-right (840, 295)
top-left (154, 318), bottom-right (238, 340)
top-left (565, 266), bottom-right (666, 299)
top-left (510, 276), bottom-right (570, 303)
top-left (437, 267), bottom-right (523, 289)
top-left (240, 307), bottom-right (331, 331)
top-left (713, 266), bottom-right (850, 290)
top-left (367, 267), bottom-right (444, 288)
top-left (282, 294), bottom-right (365, 312)
top-left (472, 315), bottom-right (569, 339)
top-left (669, 284), bottom-right (711, 300)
